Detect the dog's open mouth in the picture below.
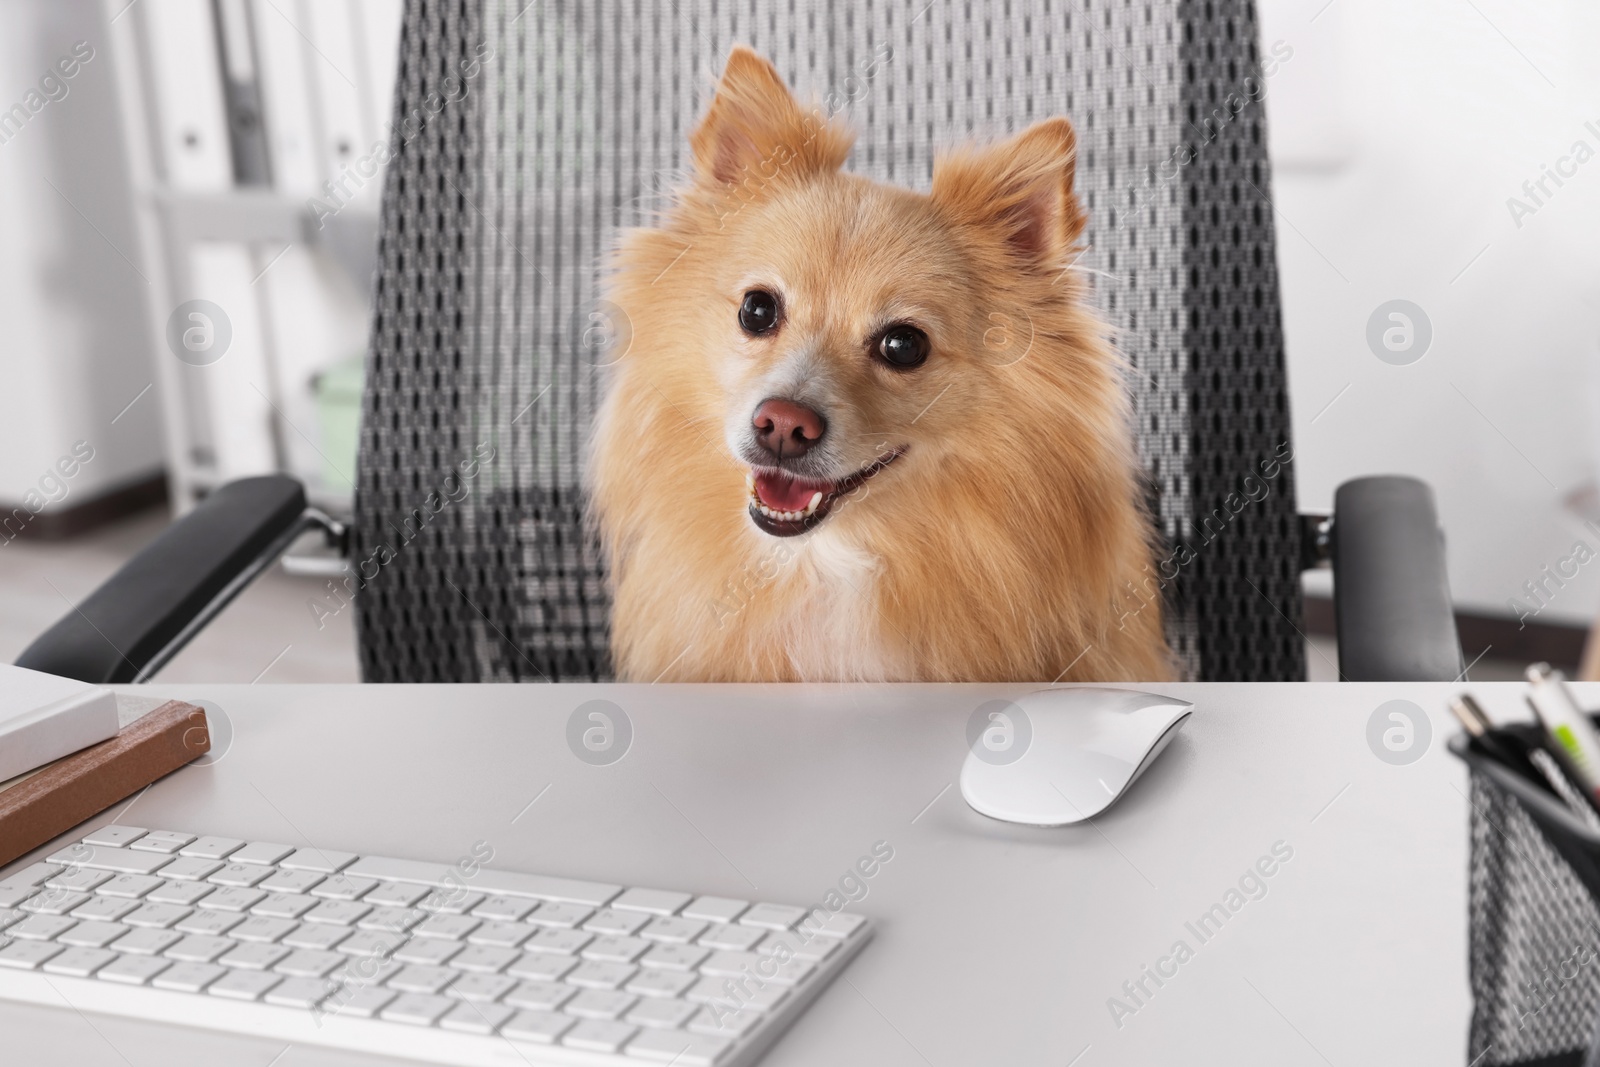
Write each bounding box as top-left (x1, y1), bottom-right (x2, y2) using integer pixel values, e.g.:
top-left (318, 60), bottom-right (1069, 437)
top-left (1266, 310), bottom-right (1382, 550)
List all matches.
top-left (746, 450), bottom-right (903, 537)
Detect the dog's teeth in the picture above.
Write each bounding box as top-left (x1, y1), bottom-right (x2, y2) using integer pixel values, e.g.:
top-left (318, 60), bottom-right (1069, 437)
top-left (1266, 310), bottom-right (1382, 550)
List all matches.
top-left (805, 492), bottom-right (822, 515)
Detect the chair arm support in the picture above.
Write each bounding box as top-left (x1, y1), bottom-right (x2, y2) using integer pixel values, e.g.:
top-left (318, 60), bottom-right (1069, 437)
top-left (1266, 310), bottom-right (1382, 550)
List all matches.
top-left (16, 476), bottom-right (313, 684)
top-left (1331, 475), bottom-right (1463, 681)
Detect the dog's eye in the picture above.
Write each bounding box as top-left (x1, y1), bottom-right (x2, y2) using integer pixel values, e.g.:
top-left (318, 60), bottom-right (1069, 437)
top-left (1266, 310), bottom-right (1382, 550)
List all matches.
top-left (877, 325), bottom-right (929, 369)
top-left (739, 290), bottom-right (780, 335)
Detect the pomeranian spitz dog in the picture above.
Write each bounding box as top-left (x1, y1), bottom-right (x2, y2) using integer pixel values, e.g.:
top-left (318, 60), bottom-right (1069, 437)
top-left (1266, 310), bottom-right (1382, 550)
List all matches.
top-left (589, 46), bottom-right (1172, 682)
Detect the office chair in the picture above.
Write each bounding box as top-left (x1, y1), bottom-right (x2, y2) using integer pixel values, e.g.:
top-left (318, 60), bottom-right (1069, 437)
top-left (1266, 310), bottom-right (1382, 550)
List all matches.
top-left (18, 0), bottom-right (1461, 685)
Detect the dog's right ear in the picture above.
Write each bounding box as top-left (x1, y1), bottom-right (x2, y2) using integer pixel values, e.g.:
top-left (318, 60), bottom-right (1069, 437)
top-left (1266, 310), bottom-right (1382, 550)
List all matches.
top-left (691, 47), bottom-right (852, 190)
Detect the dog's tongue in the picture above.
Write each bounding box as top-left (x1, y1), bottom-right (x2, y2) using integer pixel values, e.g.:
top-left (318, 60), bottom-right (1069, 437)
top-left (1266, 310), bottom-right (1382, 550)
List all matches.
top-left (754, 471), bottom-right (825, 512)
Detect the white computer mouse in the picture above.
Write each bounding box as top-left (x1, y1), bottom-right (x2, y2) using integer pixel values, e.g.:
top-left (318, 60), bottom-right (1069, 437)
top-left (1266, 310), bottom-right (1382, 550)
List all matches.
top-left (959, 687), bottom-right (1194, 826)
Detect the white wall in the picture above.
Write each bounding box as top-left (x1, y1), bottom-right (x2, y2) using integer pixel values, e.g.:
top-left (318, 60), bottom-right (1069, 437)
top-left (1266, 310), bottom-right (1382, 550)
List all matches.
top-left (1262, 0), bottom-right (1600, 627)
top-left (0, 1), bottom-right (164, 513)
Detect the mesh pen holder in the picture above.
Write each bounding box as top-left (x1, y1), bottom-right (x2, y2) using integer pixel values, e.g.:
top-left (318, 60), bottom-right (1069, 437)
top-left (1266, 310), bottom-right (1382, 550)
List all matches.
top-left (1453, 721), bottom-right (1600, 1067)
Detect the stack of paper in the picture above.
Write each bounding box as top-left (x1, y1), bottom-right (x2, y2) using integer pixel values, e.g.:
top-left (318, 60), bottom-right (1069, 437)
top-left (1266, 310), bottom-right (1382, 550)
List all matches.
top-left (0, 664), bottom-right (121, 783)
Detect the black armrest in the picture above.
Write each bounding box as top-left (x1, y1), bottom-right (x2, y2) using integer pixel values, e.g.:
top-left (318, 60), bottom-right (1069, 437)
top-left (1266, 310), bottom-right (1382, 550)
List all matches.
top-left (17, 476), bottom-right (310, 684)
top-left (1331, 475), bottom-right (1463, 681)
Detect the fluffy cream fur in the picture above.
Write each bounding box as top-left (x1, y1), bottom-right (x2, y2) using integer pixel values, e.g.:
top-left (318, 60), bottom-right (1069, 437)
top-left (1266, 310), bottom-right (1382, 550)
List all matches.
top-left (588, 46), bottom-right (1173, 682)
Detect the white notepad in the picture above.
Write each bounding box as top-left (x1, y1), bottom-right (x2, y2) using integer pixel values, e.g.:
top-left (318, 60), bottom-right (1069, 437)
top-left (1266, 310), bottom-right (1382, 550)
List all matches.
top-left (0, 664), bottom-right (120, 783)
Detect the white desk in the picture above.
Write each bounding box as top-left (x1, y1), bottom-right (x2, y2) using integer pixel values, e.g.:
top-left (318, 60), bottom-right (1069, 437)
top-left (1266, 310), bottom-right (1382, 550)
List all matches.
top-left (4, 681), bottom-right (1560, 1066)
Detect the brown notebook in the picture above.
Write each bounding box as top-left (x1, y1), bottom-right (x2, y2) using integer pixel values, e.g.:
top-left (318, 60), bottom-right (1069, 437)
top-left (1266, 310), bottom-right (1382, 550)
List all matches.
top-left (0, 697), bottom-right (210, 868)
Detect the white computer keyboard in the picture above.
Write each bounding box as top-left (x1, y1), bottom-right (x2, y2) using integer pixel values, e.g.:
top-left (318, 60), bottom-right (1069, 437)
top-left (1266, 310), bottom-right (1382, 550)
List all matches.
top-left (0, 826), bottom-right (871, 1066)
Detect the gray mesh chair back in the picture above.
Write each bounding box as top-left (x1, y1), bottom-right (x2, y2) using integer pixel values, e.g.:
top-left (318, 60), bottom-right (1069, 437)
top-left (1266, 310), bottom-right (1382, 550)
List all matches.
top-left (354, 0), bottom-right (1306, 682)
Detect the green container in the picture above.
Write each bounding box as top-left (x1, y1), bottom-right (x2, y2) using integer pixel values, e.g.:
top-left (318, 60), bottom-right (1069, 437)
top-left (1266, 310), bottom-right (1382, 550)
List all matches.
top-left (313, 355), bottom-right (364, 489)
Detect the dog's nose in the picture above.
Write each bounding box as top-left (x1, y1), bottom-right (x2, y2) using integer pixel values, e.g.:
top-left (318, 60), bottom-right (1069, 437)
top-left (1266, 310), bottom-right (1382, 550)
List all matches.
top-left (751, 398), bottom-right (827, 458)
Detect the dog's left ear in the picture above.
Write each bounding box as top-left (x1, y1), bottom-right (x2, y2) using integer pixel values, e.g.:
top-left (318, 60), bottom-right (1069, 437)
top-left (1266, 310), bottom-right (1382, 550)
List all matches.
top-left (930, 118), bottom-right (1085, 272)
top-left (691, 46), bottom-right (853, 190)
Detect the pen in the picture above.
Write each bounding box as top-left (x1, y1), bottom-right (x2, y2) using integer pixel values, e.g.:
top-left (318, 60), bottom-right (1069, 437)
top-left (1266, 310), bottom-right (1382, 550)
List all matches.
top-left (1449, 692), bottom-right (1564, 792)
top-left (1524, 663), bottom-right (1600, 809)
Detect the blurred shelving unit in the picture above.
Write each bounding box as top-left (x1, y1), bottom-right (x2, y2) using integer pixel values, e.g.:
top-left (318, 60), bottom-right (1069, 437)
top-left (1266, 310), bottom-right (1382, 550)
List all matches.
top-left (103, 0), bottom-right (403, 518)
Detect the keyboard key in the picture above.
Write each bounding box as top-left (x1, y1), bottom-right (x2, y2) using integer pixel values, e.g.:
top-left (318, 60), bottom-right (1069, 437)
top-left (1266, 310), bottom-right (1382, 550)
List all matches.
top-left (343, 955), bottom-right (402, 988)
top-left (739, 904), bottom-right (806, 931)
top-left (59, 921), bottom-right (130, 948)
top-left (146, 881), bottom-right (214, 907)
top-left (228, 843), bottom-right (294, 867)
top-left (364, 882), bottom-right (431, 908)
top-left (450, 944), bottom-right (519, 973)
top-left (0, 940), bottom-right (63, 969)
top-left (627, 969), bottom-right (698, 999)
top-left (768, 931), bottom-right (837, 962)
top-left (586, 908), bottom-right (650, 936)
top-left (47, 846), bottom-right (170, 875)
top-left (566, 989), bottom-right (637, 1020)
top-left (0, 909), bottom-right (21, 931)
top-left (506, 952), bottom-right (578, 983)
top-left (264, 976), bottom-right (336, 1008)
top-left (43, 947), bottom-right (117, 977)
top-left (640, 916), bottom-right (707, 943)
top-left (563, 1019), bottom-right (638, 1053)
top-left (473, 895), bottom-right (538, 922)
top-left (179, 837), bottom-right (244, 861)
top-left (128, 831), bottom-right (195, 854)
top-left (624, 1028), bottom-right (733, 1065)
top-left (697, 923), bottom-right (764, 951)
top-left (504, 980), bottom-right (576, 1011)
top-left (280, 848), bottom-right (357, 873)
top-left (381, 992), bottom-right (455, 1026)
top-left (110, 928), bottom-right (182, 956)
top-left (124, 903), bottom-right (192, 929)
top-left (251, 893), bottom-right (318, 920)
top-left (526, 902), bottom-right (592, 928)
top-left (584, 935), bottom-right (650, 963)
top-left (392, 938), bottom-right (462, 966)
top-left (10, 915), bottom-right (75, 940)
top-left (199, 887), bottom-right (266, 912)
top-left (230, 916), bottom-right (297, 943)
top-left (331, 986), bottom-right (396, 1018)
top-left (167, 935), bottom-right (238, 963)
top-left (567, 960), bottom-right (637, 989)
top-left (83, 826), bottom-right (148, 848)
top-left (0, 886), bottom-right (37, 909)
top-left (446, 972), bottom-right (516, 1002)
top-left (639, 943), bottom-right (710, 971)
top-left (23, 889), bottom-right (91, 915)
top-left (344, 857), bottom-right (620, 908)
top-left (153, 962), bottom-right (226, 993)
top-left (612, 888), bottom-right (692, 916)
top-left (502, 1009), bottom-right (575, 1044)
top-left (99, 954), bottom-right (173, 985)
top-left (311, 875), bottom-right (377, 901)
top-left (808, 911), bottom-right (868, 939)
top-left (209, 864), bottom-right (275, 888)
top-left (417, 889), bottom-right (484, 915)
top-left (157, 858), bottom-right (224, 882)
top-left (70, 897), bottom-right (138, 923)
top-left (681, 897), bottom-right (749, 924)
top-left (303, 901), bottom-right (370, 926)
top-left (275, 949), bottom-right (346, 978)
top-left (627, 996), bottom-right (699, 1029)
top-left (175, 911), bottom-right (245, 937)
top-left (524, 928), bottom-right (591, 955)
top-left (336, 929), bottom-right (403, 958)
top-left (97, 874), bottom-right (164, 899)
top-left (467, 920), bottom-right (533, 948)
top-left (45, 867), bottom-right (113, 893)
top-left (220, 943), bottom-right (291, 970)
top-left (258, 869), bottom-right (323, 895)
top-left (440, 1001), bottom-right (516, 1034)
top-left (388, 964), bottom-right (456, 994)
top-left (357, 907), bottom-right (425, 934)
top-left (208, 968), bottom-right (283, 1001)
top-left (689, 1005), bottom-right (760, 1037)
top-left (414, 914), bottom-right (479, 940)
top-left (0, 863), bottom-right (61, 890)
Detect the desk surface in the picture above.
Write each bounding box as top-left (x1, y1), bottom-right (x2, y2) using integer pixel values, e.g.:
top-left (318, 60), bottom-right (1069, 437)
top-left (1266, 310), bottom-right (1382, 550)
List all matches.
top-left (4, 680), bottom-right (1559, 1067)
